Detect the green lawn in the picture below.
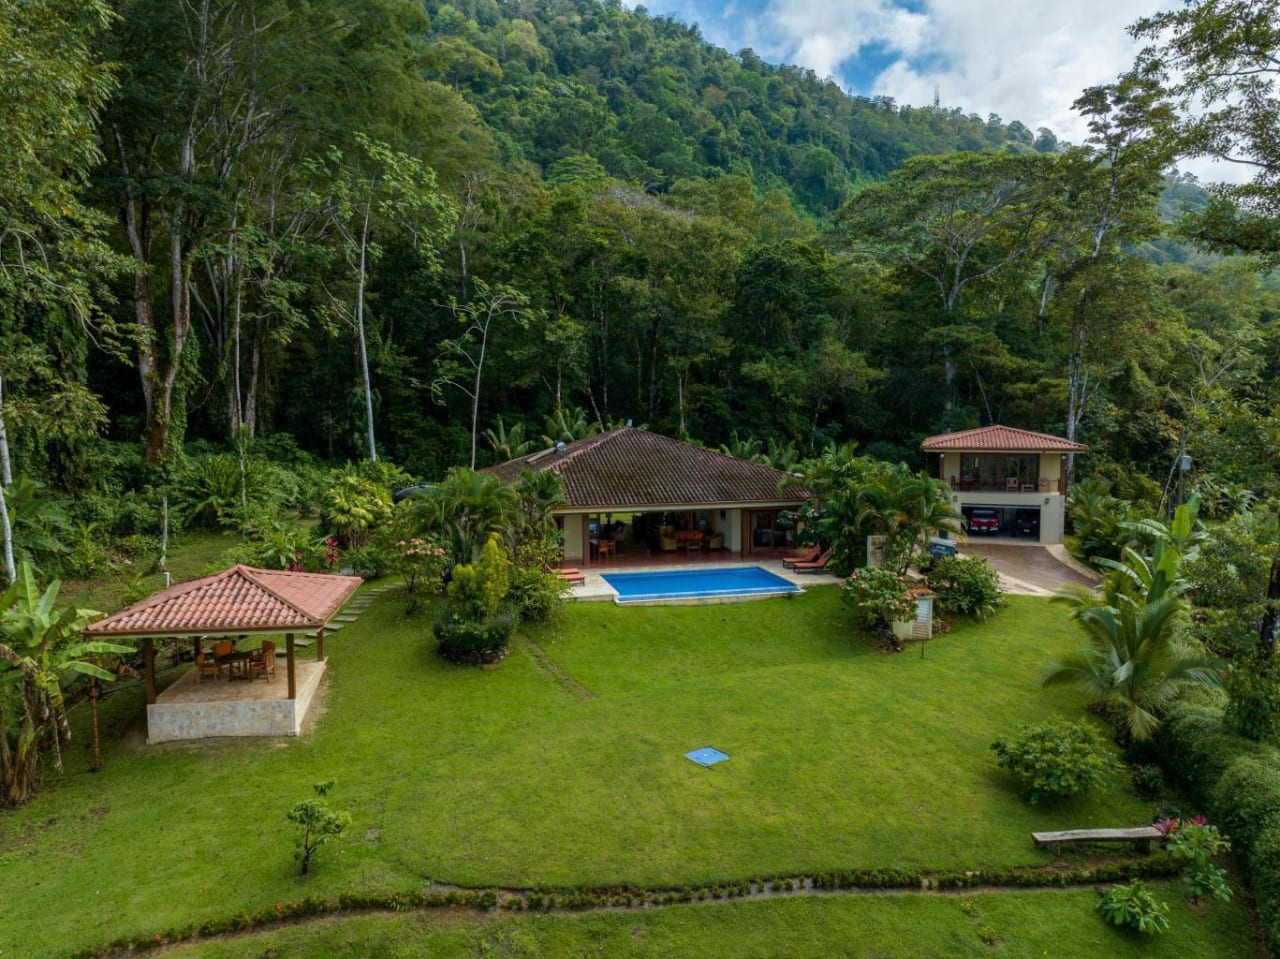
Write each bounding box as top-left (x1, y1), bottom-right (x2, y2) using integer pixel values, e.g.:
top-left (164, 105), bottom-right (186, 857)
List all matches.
top-left (154, 890), bottom-right (1253, 959)
top-left (0, 589), bottom-right (1254, 956)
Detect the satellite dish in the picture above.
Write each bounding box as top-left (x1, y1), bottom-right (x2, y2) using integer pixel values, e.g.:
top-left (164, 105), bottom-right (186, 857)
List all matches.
top-left (555, 441), bottom-right (566, 453)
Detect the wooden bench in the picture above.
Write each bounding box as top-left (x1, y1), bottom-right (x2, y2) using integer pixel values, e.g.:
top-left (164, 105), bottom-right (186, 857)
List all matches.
top-left (1032, 826), bottom-right (1164, 853)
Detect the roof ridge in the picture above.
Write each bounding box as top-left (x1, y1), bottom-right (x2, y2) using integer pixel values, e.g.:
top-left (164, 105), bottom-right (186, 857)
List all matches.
top-left (238, 566), bottom-right (323, 626)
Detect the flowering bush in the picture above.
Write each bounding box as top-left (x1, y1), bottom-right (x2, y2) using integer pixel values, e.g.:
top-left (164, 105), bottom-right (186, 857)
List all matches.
top-left (393, 538), bottom-right (447, 595)
top-left (321, 538), bottom-right (341, 571)
top-left (841, 566), bottom-right (916, 626)
top-left (1164, 819), bottom-right (1232, 902)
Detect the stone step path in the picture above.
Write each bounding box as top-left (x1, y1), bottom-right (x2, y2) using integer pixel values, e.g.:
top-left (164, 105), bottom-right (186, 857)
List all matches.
top-left (306, 583), bottom-right (398, 637)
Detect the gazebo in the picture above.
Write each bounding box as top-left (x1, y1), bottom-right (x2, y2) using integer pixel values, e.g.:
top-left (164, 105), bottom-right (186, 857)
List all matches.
top-left (84, 565), bottom-right (362, 743)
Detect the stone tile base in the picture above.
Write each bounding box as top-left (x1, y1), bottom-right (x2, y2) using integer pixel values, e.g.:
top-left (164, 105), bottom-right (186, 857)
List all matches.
top-left (147, 659), bottom-right (326, 743)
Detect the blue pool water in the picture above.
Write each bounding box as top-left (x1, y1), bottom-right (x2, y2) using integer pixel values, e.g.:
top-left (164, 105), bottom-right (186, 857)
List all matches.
top-left (602, 566), bottom-right (800, 603)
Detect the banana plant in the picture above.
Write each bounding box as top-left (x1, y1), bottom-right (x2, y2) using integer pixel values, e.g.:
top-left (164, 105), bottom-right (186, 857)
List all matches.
top-left (0, 563), bottom-right (129, 806)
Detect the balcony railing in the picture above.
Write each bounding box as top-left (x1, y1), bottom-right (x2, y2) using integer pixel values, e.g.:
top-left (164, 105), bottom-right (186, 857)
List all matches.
top-left (949, 478), bottom-right (1061, 494)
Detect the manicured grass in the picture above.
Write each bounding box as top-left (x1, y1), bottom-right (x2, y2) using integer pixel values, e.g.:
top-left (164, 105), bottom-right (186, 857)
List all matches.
top-left (155, 889), bottom-right (1255, 959)
top-left (0, 590), bottom-right (1244, 956)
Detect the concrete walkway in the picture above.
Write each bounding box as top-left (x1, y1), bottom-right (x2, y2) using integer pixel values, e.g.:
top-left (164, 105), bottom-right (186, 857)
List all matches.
top-left (959, 542), bottom-right (1099, 597)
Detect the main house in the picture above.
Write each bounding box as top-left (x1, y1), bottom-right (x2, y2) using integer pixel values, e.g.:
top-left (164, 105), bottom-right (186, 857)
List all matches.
top-left (486, 427), bottom-right (810, 566)
top-left (920, 424), bottom-right (1088, 545)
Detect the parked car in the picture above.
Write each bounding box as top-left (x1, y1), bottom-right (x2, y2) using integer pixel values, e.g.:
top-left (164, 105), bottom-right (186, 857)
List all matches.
top-left (968, 509), bottom-right (1000, 534)
top-left (1014, 511), bottom-right (1040, 537)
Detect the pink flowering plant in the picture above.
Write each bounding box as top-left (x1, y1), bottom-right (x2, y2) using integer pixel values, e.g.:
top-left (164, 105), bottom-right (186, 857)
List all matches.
top-left (1160, 817), bottom-right (1232, 902)
top-left (841, 566), bottom-right (916, 627)
top-left (393, 538), bottom-right (448, 595)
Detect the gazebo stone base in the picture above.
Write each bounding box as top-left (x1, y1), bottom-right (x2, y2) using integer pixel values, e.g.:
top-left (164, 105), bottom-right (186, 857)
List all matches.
top-left (147, 659), bottom-right (327, 743)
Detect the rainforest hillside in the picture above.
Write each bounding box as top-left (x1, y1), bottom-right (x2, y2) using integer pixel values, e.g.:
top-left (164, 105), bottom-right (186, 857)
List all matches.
top-left (0, 0), bottom-right (1275, 565)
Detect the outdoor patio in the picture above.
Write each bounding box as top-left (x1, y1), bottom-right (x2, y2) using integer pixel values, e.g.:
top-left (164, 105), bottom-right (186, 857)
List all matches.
top-left (148, 657), bottom-right (327, 743)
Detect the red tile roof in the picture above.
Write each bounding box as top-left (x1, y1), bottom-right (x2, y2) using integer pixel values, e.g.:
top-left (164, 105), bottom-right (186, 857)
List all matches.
top-left (83, 566), bottom-right (363, 638)
top-left (920, 425), bottom-right (1088, 453)
top-left (486, 427), bottom-right (809, 510)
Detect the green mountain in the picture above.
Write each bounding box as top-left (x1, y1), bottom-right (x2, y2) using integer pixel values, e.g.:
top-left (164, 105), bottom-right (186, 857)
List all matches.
top-left (421, 0), bottom-right (1053, 213)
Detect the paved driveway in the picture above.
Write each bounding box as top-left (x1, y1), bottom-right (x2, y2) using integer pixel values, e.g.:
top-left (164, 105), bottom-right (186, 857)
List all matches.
top-left (959, 542), bottom-right (1098, 596)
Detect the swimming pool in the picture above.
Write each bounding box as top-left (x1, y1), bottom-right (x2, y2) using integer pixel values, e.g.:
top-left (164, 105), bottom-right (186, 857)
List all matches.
top-left (601, 566), bottom-right (801, 604)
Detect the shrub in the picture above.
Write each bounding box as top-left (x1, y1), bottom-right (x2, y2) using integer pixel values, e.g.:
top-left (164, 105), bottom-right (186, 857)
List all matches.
top-left (434, 534), bottom-right (514, 664)
top-left (840, 566), bottom-right (915, 627)
top-left (1209, 755), bottom-right (1280, 854)
top-left (433, 607), bottom-right (516, 665)
top-left (925, 555), bottom-right (1004, 619)
top-left (1096, 880), bottom-right (1169, 935)
top-left (1166, 821), bottom-right (1232, 902)
top-left (447, 534), bottom-right (510, 621)
top-left (391, 538), bottom-right (448, 595)
top-left (508, 540), bottom-right (568, 623)
top-left (1130, 763), bottom-right (1165, 800)
top-left (991, 721), bottom-right (1111, 804)
top-left (1152, 695), bottom-right (1280, 952)
top-left (320, 473), bottom-right (392, 548)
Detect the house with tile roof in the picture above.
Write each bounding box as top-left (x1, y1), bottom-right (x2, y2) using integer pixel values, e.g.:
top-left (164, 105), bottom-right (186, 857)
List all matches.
top-left (486, 427), bottom-right (810, 566)
top-left (920, 425), bottom-right (1088, 545)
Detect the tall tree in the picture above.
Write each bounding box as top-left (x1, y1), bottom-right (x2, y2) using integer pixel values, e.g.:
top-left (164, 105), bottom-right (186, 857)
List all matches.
top-left (833, 153), bottom-right (1062, 416)
top-left (0, 0), bottom-right (120, 582)
top-left (1131, 0), bottom-right (1280, 259)
top-left (300, 134), bottom-right (458, 462)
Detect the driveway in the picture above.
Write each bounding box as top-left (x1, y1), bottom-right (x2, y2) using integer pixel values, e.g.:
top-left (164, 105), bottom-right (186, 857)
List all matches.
top-left (959, 542), bottom-right (1099, 596)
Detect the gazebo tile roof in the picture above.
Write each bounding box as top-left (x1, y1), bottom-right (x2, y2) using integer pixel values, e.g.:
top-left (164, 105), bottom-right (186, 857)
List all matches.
top-left (83, 566), bottom-right (363, 638)
top-left (920, 424), bottom-right (1088, 453)
top-left (486, 427), bottom-right (809, 509)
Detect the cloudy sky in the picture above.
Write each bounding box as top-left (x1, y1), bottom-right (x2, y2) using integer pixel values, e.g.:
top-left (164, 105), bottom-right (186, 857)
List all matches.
top-left (631, 0), bottom-right (1234, 177)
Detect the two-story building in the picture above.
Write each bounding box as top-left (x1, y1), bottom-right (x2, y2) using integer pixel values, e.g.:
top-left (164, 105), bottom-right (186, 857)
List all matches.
top-left (920, 425), bottom-right (1088, 545)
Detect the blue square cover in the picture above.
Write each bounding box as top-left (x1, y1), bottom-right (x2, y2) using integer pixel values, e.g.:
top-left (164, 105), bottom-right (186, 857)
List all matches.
top-left (685, 746), bottom-right (729, 767)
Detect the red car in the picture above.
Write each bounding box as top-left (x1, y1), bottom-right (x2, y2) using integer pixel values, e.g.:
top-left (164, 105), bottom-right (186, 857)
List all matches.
top-left (968, 509), bottom-right (1001, 534)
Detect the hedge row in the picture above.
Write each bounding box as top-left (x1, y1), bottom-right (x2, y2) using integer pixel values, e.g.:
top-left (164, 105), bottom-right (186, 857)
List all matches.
top-left (69, 859), bottom-right (1184, 958)
top-left (1155, 694), bottom-right (1280, 954)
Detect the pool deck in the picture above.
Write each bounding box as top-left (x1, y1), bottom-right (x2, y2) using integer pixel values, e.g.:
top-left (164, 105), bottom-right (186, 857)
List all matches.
top-left (568, 558), bottom-right (841, 603)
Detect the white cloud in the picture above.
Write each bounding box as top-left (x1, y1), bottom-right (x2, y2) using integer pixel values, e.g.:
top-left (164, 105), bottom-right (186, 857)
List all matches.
top-left (758, 0), bottom-right (1163, 136)
top-left (635, 0), bottom-right (1249, 184)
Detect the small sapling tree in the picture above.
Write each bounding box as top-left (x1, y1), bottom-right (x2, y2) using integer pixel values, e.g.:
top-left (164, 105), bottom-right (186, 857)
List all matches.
top-left (287, 778), bottom-right (351, 875)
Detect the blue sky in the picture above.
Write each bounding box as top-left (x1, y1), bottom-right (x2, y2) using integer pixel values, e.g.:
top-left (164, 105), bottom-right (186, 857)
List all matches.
top-left (631, 0), bottom-right (1165, 143)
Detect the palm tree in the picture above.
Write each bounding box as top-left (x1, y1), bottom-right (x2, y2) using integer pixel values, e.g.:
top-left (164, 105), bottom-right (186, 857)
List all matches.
top-left (514, 469), bottom-right (565, 544)
top-left (541, 407), bottom-right (596, 446)
top-left (853, 468), bottom-right (963, 572)
top-left (410, 467), bottom-right (517, 569)
top-left (482, 417), bottom-right (533, 463)
top-left (1044, 551), bottom-right (1222, 741)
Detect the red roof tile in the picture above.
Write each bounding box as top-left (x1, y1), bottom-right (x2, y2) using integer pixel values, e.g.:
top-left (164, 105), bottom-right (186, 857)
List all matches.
top-left (83, 566), bottom-right (363, 638)
top-left (920, 425), bottom-right (1088, 453)
top-left (485, 427), bottom-right (809, 510)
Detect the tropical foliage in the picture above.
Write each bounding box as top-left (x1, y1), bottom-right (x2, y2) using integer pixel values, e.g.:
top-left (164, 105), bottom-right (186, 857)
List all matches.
top-left (0, 563), bottom-right (128, 806)
top-left (1045, 502), bottom-right (1223, 741)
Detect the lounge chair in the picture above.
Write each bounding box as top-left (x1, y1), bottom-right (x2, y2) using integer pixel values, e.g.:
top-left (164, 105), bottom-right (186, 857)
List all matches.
top-left (556, 568), bottom-right (585, 586)
top-left (792, 549), bottom-right (834, 573)
top-left (782, 545), bottom-right (822, 568)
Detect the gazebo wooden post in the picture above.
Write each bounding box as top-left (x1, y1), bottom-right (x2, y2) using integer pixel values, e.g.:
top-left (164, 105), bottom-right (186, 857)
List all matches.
top-left (286, 633), bottom-right (296, 700)
top-left (143, 638), bottom-right (156, 706)
top-left (191, 637), bottom-right (201, 662)
top-left (316, 626), bottom-right (325, 662)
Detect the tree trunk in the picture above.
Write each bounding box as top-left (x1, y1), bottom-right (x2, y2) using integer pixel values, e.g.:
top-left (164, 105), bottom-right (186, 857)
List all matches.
top-left (0, 374), bottom-right (14, 583)
top-left (1260, 558), bottom-right (1280, 656)
top-left (355, 204), bottom-right (377, 462)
